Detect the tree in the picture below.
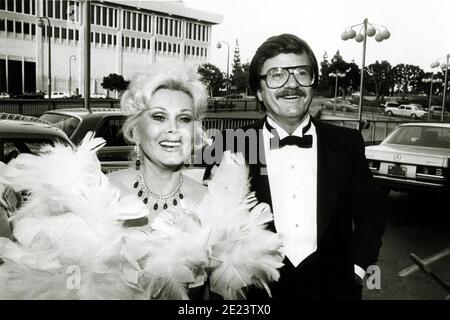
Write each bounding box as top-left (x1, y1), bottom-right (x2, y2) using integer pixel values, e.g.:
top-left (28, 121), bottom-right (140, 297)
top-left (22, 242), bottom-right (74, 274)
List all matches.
top-left (390, 64), bottom-right (424, 96)
top-left (318, 52), bottom-right (331, 92)
top-left (366, 60), bottom-right (392, 99)
top-left (101, 73), bottom-right (129, 98)
top-left (230, 39), bottom-right (247, 93)
top-left (197, 63), bottom-right (225, 97)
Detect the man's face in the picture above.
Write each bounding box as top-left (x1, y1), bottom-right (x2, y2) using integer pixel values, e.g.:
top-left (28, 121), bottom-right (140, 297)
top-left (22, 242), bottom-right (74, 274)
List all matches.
top-left (257, 53), bottom-right (314, 127)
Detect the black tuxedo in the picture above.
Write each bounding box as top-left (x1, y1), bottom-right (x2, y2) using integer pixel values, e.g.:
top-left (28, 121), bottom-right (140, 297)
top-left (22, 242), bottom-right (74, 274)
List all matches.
top-left (203, 117), bottom-right (388, 300)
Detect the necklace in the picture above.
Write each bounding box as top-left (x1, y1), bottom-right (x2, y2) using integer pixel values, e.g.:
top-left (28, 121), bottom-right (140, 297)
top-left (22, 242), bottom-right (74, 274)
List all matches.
top-left (133, 169), bottom-right (184, 211)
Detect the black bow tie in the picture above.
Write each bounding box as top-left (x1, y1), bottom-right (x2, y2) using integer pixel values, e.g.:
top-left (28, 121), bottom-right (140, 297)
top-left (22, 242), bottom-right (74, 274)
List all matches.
top-left (265, 119), bottom-right (313, 150)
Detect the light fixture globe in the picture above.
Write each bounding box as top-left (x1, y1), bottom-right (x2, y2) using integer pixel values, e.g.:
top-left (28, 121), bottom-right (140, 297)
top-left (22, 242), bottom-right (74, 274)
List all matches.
top-left (347, 29), bottom-right (356, 39)
top-left (381, 30), bottom-right (391, 40)
top-left (341, 31), bottom-right (349, 41)
top-left (430, 61), bottom-right (440, 68)
top-left (441, 63), bottom-right (449, 70)
top-left (37, 18), bottom-right (46, 28)
top-left (366, 27), bottom-right (376, 37)
top-left (355, 33), bottom-right (364, 42)
top-left (216, 42), bottom-right (222, 49)
top-left (375, 33), bottom-right (384, 42)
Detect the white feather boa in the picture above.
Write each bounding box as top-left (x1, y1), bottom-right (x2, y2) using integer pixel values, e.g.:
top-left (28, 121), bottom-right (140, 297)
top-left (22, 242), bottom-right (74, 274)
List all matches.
top-left (0, 133), bottom-right (284, 300)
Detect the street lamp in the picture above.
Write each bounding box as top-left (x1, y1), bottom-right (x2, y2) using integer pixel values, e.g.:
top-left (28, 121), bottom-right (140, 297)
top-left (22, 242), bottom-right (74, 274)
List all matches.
top-left (341, 18), bottom-right (390, 130)
top-left (422, 76), bottom-right (443, 121)
top-left (217, 41), bottom-right (230, 97)
top-left (431, 54), bottom-right (450, 122)
top-left (37, 16), bottom-right (51, 109)
top-left (68, 55), bottom-right (76, 96)
top-left (328, 71), bottom-right (346, 115)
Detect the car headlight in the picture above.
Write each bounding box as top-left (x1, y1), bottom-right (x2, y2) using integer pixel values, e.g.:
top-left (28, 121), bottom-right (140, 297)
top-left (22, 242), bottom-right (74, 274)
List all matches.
top-left (367, 159), bottom-right (380, 170)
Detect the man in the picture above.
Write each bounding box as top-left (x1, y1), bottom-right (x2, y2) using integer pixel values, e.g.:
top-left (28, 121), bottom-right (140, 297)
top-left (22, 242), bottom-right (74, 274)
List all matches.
top-left (204, 33), bottom-right (387, 299)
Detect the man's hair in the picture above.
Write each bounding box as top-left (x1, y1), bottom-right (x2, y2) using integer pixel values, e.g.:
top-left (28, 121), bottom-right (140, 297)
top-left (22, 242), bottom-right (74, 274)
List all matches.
top-left (248, 33), bottom-right (319, 94)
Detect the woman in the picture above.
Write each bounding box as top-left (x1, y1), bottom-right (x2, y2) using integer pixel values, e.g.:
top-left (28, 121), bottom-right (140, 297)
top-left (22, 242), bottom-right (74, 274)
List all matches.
top-left (108, 63), bottom-right (208, 225)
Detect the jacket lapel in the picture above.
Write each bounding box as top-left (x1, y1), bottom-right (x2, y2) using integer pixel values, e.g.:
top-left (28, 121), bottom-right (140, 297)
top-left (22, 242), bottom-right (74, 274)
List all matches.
top-left (313, 119), bottom-right (344, 241)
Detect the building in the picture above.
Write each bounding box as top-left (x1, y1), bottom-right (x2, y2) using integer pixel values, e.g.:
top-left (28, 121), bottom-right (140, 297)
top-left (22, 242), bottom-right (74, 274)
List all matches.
top-left (0, 0), bottom-right (223, 96)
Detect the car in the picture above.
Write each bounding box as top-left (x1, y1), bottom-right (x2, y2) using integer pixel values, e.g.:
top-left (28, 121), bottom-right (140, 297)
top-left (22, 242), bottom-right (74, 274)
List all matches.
top-left (384, 104), bottom-right (427, 119)
top-left (39, 108), bottom-right (130, 173)
top-left (90, 92), bottom-right (107, 99)
top-left (365, 123), bottom-right (450, 193)
top-left (322, 97), bottom-right (358, 112)
top-left (429, 105), bottom-right (443, 117)
top-left (0, 113), bottom-right (73, 164)
top-left (44, 91), bottom-right (70, 99)
top-left (382, 101), bottom-right (400, 109)
top-left (0, 92), bottom-right (11, 99)
top-left (14, 91), bottom-right (45, 99)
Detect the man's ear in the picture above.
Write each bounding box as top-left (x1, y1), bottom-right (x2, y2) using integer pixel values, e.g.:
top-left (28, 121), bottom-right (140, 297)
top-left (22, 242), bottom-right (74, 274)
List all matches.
top-left (256, 90), bottom-right (263, 103)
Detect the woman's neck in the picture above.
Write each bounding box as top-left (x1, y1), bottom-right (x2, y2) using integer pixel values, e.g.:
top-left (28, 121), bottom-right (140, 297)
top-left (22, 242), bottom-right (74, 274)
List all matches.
top-left (141, 158), bottom-right (182, 195)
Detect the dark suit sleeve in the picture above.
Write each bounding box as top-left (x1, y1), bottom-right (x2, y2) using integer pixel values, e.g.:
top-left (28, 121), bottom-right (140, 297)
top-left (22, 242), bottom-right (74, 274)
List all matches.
top-left (351, 132), bottom-right (389, 270)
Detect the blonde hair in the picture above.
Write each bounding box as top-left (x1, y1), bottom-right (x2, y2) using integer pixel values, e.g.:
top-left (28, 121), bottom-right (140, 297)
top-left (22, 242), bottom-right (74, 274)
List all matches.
top-left (121, 63), bottom-right (208, 147)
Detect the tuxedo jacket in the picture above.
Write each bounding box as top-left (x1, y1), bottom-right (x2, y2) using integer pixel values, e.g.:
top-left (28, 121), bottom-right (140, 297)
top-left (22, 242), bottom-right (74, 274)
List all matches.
top-left (203, 117), bottom-right (388, 299)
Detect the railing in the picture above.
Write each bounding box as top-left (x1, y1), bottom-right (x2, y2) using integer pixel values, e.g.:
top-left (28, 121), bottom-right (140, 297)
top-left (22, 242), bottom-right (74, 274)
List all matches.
top-left (0, 99), bottom-right (119, 117)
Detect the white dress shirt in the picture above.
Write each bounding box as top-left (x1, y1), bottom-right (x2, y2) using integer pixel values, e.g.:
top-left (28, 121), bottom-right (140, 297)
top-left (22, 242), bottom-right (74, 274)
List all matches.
top-left (263, 115), bottom-right (317, 267)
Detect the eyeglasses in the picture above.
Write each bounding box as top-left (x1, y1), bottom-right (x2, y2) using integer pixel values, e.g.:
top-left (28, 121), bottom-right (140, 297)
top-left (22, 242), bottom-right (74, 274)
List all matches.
top-left (260, 65), bottom-right (315, 89)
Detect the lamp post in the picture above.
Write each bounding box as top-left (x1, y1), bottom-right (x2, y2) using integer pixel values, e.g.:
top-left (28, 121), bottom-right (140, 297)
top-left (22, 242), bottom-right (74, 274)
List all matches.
top-left (217, 41), bottom-right (230, 97)
top-left (422, 76), bottom-right (443, 121)
top-left (341, 18), bottom-right (390, 130)
top-left (37, 16), bottom-right (51, 109)
top-left (68, 55), bottom-right (76, 96)
top-left (431, 54), bottom-right (450, 122)
top-left (328, 71), bottom-right (346, 115)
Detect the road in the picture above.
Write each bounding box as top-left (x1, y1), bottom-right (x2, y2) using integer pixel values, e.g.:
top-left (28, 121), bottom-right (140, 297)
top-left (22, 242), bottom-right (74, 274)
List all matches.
top-left (363, 191), bottom-right (450, 300)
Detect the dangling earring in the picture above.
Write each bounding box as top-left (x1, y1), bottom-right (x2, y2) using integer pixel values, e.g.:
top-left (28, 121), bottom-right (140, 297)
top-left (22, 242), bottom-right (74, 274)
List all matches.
top-left (134, 144), bottom-right (141, 170)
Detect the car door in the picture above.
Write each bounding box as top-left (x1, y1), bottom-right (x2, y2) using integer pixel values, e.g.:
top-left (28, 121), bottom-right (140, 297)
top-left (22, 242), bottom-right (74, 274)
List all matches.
top-left (395, 105), bottom-right (404, 116)
top-left (404, 105), bottom-right (413, 117)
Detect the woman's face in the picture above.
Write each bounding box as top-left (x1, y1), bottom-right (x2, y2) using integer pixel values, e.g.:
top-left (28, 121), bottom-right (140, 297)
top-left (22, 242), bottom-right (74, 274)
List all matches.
top-left (137, 88), bottom-right (195, 170)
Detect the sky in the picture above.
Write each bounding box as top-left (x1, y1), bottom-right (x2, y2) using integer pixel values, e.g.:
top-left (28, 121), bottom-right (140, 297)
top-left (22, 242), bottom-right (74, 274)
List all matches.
top-left (184, 0), bottom-right (450, 74)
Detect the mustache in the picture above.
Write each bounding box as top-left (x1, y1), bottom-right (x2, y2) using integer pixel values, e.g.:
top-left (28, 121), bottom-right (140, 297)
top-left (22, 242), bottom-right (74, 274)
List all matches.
top-left (276, 88), bottom-right (307, 98)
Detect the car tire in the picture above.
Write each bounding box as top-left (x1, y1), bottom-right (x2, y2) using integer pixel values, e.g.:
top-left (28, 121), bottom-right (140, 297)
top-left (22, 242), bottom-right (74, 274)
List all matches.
top-left (387, 111), bottom-right (393, 116)
top-left (411, 114), bottom-right (417, 119)
top-left (342, 107), bottom-right (347, 112)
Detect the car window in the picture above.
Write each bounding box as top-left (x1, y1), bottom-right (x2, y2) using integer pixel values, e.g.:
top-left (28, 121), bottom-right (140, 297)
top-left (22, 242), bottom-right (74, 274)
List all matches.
top-left (385, 126), bottom-right (450, 148)
top-left (96, 117), bottom-right (128, 147)
top-left (399, 106), bottom-right (404, 110)
top-left (406, 106), bottom-right (412, 110)
top-left (39, 113), bottom-right (81, 138)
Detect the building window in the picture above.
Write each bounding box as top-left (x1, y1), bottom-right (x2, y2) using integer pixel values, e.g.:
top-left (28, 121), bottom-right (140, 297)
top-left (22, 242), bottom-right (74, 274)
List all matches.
top-left (107, 34), bottom-right (112, 45)
top-left (0, 1), bottom-right (5, 10)
top-left (102, 7), bottom-right (107, 26)
top-left (32, 0), bottom-right (36, 15)
top-left (55, 0), bottom-right (61, 19)
top-left (15, 0), bottom-right (21, 12)
top-left (48, 0), bottom-right (53, 18)
top-left (131, 37), bottom-right (135, 48)
top-left (69, 29), bottom-right (74, 41)
top-left (15, 21), bottom-right (21, 33)
top-left (75, 29), bottom-right (79, 41)
top-left (108, 8), bottom-right (114, 27)
top-left (7, 0), bottom-right (14, 12)
top-left (62, 27), bottom-right (67, 39)
top-left (125, 37), bottom-right (129, 48)
top-left (24, 0), bottom-right (30, 14)
top-left (54, 26), bottom-right (59, 38)
top-left (7, 20), bottom-right (13, 32)
top-left (31, 23), bottom-right (35, 35)
top-left (142, 39), bottom-right (146, 50)
top-left (0, 19), bottom-right (5, 31)
top-left (113, 35), bottom-right (116, 46)
top-left (137, 38), bottom-right (141, 49)
top-left (62, 0), bottom-right (68, 20)
top-left (132, 12), bottom-right (136, 30)
top-left (126, 12), bottom-right (131, 29)
top-left (101, 33), bottom-right (106, 44)
top-left (95, 32), bottom-right (99, 44)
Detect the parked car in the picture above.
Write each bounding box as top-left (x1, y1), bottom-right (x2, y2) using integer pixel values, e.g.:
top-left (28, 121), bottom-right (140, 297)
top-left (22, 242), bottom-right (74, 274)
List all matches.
top-left (429, 105), bottom-right (443, 117)
top-left (365, 123), bottom-right (450, 193)
top-left (0, 113), bottom-right (73, 164)
top-left (0, 92), bottom-right (11, 99)
top-left (382, 101), bottom-right (399, 109)
top-left (14, 91), bottom-right (45, 99)
top-left (322, 97), bottom-right (358, 112)
top-left (384, 104), bottom-right (427, 119)
top-left (44, 91), bottom-right (70, 99)
top-left (90, 92), bottom-right (107, 99)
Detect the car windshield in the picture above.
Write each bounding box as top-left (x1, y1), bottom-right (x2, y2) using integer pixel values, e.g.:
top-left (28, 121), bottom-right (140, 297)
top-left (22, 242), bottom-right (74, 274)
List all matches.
top-left (413, 105), bottom-right (424, 110)
top-left (384, 126), bottom-right (450, 148)
top-left (0, 137), bottom-right (70, 164)
top-left (39, 113), bottom-right (80, 138)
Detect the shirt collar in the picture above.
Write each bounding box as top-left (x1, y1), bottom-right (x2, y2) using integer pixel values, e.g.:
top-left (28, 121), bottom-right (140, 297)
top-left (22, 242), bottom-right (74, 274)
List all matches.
top-left (266, 114), bottom-right (312, 139)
